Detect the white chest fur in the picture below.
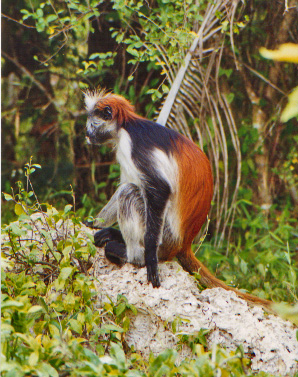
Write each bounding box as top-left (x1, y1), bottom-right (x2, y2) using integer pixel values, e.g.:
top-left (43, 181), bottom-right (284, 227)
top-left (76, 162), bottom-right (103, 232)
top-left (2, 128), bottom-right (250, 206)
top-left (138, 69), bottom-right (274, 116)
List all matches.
top-left (116, 129), bottom-right (141, 185)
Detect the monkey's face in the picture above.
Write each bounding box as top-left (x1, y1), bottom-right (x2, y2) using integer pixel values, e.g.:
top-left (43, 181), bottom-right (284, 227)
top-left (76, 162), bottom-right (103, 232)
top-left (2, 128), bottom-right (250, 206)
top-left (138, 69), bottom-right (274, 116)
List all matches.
top-left (86, 105), bottom-right (117, 145)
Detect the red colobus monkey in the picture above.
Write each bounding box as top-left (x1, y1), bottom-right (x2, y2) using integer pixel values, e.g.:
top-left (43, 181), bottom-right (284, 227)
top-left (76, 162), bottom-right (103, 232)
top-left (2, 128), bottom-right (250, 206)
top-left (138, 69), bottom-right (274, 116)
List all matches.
top-left (84, 89), bottom-right (271, 309)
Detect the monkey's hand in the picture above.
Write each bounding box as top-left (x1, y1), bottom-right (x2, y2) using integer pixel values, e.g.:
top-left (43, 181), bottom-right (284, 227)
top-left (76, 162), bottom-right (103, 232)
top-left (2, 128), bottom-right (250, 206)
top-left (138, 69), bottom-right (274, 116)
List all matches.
top-left (94, 227), bottom-right (124, 248)
top-left (147, 263), bottom-right (161, 288)
top-left (83, 219), bottom-right (104, 229)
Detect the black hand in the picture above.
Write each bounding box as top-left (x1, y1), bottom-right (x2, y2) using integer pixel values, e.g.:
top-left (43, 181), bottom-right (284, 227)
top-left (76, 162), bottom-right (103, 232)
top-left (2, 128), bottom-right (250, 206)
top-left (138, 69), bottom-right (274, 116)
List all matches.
top-left (83, 219), bottom-right (95, 228)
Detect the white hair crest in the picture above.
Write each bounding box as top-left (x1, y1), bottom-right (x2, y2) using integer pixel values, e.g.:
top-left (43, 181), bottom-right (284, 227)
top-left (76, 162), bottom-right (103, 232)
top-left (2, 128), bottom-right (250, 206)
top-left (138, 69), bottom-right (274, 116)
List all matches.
top-left (83, 88), bottom-right (109, 112)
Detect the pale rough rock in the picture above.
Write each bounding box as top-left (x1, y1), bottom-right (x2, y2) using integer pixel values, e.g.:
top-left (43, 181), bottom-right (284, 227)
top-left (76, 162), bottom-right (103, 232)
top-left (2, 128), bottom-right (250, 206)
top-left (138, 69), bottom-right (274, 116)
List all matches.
top-left (89, 237), bottom-right (298, 376)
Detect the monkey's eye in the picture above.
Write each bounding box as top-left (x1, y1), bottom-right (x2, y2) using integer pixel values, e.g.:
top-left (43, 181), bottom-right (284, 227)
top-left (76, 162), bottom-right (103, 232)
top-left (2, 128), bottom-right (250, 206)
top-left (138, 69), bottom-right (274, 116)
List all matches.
top-left (93, 106), bottom-right (112, 121)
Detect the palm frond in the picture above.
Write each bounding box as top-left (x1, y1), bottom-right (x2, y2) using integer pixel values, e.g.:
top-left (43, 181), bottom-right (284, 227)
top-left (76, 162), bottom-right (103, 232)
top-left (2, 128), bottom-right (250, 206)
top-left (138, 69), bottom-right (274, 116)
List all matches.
top-left (157, 0), bottom-right (243, 247)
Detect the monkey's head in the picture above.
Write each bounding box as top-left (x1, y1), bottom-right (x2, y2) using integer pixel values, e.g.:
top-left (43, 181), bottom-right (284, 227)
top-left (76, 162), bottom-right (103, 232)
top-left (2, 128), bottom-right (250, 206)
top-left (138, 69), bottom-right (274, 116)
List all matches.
top-left (83, 89), bottom-right (139, 145)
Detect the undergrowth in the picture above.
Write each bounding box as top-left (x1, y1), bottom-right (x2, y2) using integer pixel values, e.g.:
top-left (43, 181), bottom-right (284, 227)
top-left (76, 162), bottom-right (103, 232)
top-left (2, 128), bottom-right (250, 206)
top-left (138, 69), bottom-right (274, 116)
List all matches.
top-left (196, 200), bottom-right (298, 304)
top-left (1, 160), bottom-right (296, 376)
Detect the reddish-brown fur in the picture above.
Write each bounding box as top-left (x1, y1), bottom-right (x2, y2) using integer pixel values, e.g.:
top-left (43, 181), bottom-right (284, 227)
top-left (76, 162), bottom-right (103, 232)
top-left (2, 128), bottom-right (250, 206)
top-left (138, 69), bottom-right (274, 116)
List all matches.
top-left (95, 94), bottom-right (141, 125)
top-left (172, 136), bottom-right (271, 309)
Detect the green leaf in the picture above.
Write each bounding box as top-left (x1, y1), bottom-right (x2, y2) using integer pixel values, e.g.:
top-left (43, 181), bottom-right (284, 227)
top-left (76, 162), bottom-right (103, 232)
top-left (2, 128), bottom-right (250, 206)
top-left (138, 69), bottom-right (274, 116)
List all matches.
top-left (240, 259), bottom-right (248, 275)
top-left (38, 297), bottom-right (49, 313)
top-left (40, 230), bottom-right (54, 250)
top-left (36, 19), bottom-right (46, 32)
top-left (32, 163), bottom-right (41, 169)
top-left (260, 43), bottom-right (298, 63)
top-left (225, 92), bottom-right (235, 104)
top-left (10, 223), bottom-right (26, 237)
top-left (46, 14), bottom-right (58, 23)
top-left (59, 266), bottom-right (74, 281)
top-left (28, 305), bottom-right (43, 314)
top-left (69, 318), bottom-right (82, 334)
top-left (99, 324), bottom-right (124, 334)
top-left (127, 45), bottom-right (139, 57)
top-left (38, 363), bottom-right (59, 377)
top-left (110, 342), bottom-right (126, 370)
top-left (148, 349), bottom-right (177, 376)
top-left (122, 316), bottom-right (130, 332)
top-left (29, 350), bottom-right (39, 367)
top-left (64, 204), bottom-right (73, 214)
top-left (128, 304), bottom-right (137, 315)
top-left (115, 302), bottom-right (126, 316)
top-left (36, 8), bottom-right (44, 17)
top-left (1, 300), bottom-right (24, 310)
top-left (196, 328), bottom-right (209, 347)
top-left (281, 86), bottom-right (298, 122)
top-left (3, 193), bottom-right (13, 201)
top-left (162, 84), bottom-right (169, 93)
top-left (48, 323), bottom-right (60, 337)
top-left (15, 203), bottom-right (25, 216)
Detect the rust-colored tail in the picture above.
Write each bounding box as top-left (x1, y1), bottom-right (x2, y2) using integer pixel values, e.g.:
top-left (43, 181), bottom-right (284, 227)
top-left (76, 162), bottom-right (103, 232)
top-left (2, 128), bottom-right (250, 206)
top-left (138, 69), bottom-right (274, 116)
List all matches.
top-left (177, 249), bottom-right (273, 310)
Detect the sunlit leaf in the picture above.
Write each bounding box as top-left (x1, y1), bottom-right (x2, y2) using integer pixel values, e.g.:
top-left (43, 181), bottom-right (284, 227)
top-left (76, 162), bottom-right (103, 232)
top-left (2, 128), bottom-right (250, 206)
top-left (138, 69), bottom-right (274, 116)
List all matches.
top-left (29, 350), bottom-right (39, 367)
top-left (28, 305), bottom-right (43, 314)
top-left (110, 342), bottom-right (126, 370)
top-left (69, 318), bottom-right (82, 334)
top-left (260, 43), bottom-right (298, 63)
top-left (3, 193), bottom-right (13, 201)
top-left (64, 204), bottom-right (73, 214)
top-left (10, 223), bottom-right (27, 237)
top-left (1, 300), bottom-right (24, 309)
top-left (280, 86), bottom-right (298, 122)
top-left (15, 203), bottom-right (25, 216)
top-left (59, 266), bottom-right (74, 281)
top-left (99, 324), bottom-right (124, 334)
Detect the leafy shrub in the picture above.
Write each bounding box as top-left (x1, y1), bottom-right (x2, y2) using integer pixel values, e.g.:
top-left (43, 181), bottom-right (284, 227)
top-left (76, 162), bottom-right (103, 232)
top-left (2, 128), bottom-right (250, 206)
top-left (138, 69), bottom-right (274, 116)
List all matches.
top-left (1, 160), bottom-right (284, 376)
top-left (196, 198), bottom-right (298, 303)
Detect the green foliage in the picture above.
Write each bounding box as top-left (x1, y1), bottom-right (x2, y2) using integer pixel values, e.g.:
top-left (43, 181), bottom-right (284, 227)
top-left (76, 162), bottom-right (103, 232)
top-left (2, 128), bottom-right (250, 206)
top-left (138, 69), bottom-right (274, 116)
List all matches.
top-left (1, 161), bottom-right (136, 376)
top-left (196, 199), bottom-right (298, 303)
top-left (2, 161), bottom-right (281, 377)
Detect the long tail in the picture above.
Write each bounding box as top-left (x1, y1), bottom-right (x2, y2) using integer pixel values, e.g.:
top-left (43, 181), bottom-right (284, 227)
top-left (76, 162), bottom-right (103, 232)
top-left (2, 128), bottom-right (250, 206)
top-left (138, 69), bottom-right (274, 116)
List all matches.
top-left (177, 250), bottom-right (273, 310)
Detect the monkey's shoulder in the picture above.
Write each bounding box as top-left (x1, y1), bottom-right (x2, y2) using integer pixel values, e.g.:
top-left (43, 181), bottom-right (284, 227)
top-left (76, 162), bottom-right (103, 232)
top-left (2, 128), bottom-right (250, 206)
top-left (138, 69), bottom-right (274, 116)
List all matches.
top-left (123, 118), bottom-right (187, 153)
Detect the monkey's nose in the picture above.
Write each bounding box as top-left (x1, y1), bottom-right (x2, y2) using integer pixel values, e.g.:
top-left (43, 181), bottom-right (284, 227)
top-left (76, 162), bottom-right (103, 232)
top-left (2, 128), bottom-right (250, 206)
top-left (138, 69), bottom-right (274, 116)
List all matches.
top-left (86, 127), bottom-right (95, 139)
top-left (86, 136), bottom-right (92, 144)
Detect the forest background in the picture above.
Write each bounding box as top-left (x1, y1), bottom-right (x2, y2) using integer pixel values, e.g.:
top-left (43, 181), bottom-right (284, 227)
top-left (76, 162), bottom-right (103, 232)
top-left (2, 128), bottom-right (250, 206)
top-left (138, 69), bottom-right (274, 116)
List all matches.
top-left (1, 0), bottom-right (298, 375)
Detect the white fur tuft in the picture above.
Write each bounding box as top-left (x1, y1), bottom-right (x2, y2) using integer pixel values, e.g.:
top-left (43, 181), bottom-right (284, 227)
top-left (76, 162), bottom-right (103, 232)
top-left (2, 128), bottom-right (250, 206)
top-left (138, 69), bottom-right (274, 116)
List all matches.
top-left (83, 89), bottom-right (108, 112)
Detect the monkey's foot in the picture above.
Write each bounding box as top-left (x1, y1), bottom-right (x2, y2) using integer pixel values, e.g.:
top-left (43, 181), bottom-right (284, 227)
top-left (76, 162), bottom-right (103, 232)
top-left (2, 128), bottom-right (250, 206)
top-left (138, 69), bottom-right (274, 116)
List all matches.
top-left (146, 264), bottom-right (161, 288)
top-left (105, 241), bottom-right (127, 266)
top-left (94, 227), bottom-right (124, 248)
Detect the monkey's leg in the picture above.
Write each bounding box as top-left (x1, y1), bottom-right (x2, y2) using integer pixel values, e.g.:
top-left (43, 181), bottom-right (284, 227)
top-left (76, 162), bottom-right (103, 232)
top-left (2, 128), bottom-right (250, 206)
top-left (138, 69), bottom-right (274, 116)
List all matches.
top-left (117, 183), bottom-right (146, 267)
top-left (105, 241), bottom-right (127, 266)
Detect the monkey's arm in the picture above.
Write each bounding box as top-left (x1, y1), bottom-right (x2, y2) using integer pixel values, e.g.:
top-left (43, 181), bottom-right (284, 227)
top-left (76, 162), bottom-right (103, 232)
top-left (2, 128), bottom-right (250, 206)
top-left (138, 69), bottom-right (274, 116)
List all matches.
top-left (88, 189), bottom-right (119, 228)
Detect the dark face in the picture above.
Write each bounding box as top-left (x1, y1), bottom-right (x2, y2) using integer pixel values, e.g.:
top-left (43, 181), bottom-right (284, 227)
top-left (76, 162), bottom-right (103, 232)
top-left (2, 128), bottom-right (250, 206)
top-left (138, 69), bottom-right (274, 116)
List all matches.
top-left (86, 106), bottom-right (116, 145)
